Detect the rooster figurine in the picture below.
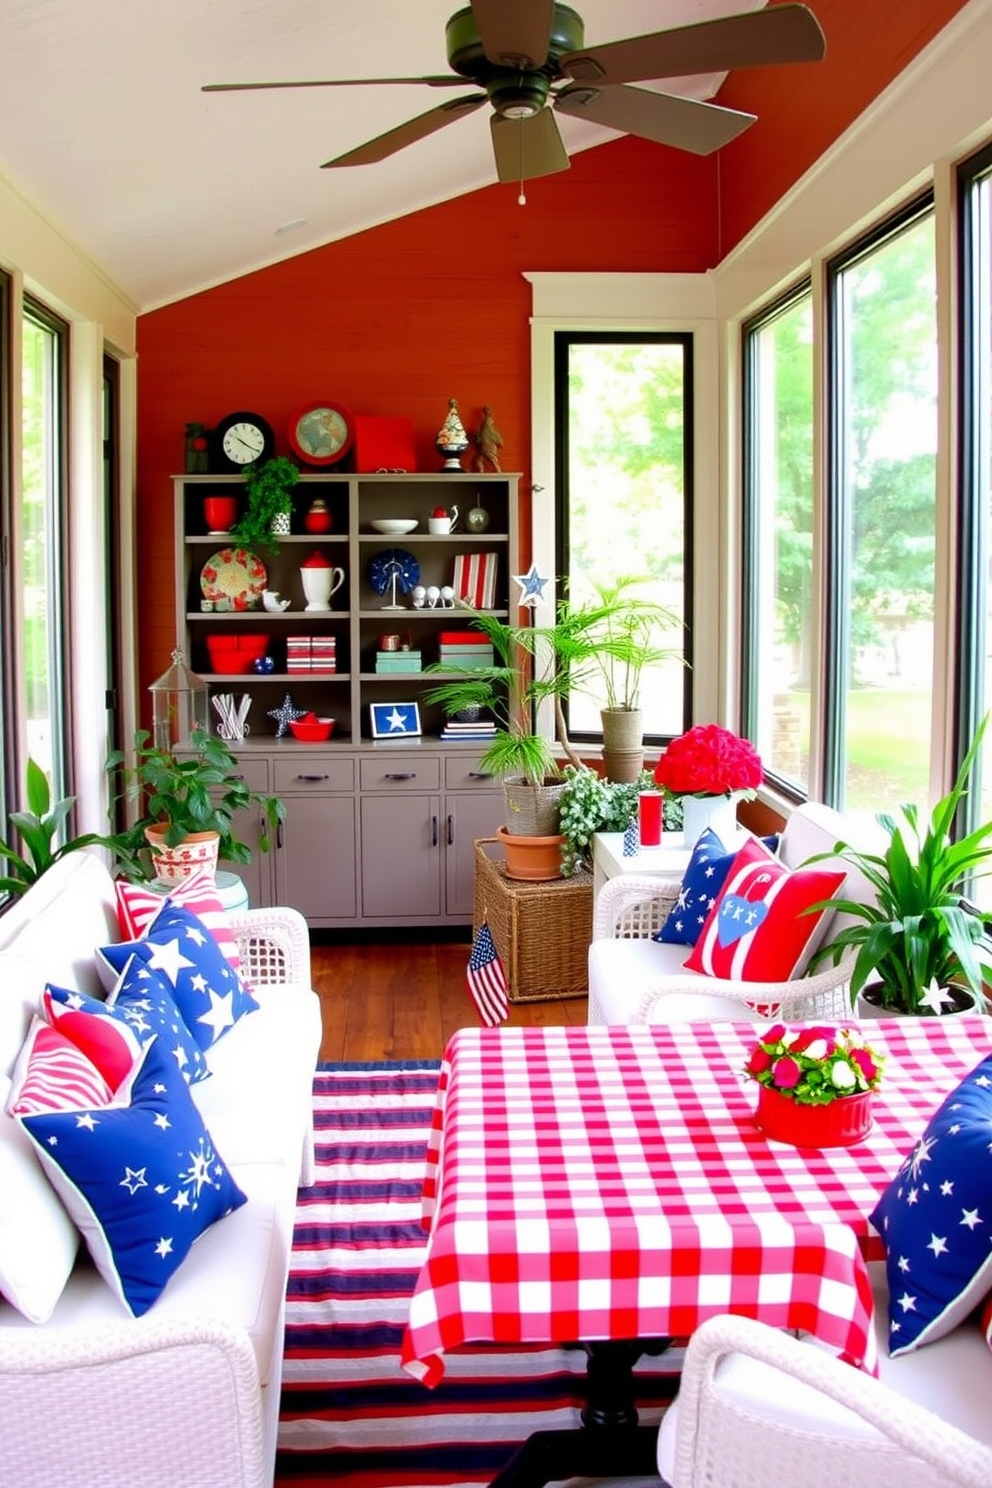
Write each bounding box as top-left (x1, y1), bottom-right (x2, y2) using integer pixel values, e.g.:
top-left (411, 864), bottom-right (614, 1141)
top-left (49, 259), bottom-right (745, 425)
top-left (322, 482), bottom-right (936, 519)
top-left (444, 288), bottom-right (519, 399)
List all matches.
top-left (474, 405), bottom-right (503, 473)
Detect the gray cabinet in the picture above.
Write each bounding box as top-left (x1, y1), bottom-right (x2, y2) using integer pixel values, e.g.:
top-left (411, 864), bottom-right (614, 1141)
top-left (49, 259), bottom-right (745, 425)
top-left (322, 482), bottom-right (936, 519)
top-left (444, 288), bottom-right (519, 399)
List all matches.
top-left (272, 756), bottom-right (357, 925)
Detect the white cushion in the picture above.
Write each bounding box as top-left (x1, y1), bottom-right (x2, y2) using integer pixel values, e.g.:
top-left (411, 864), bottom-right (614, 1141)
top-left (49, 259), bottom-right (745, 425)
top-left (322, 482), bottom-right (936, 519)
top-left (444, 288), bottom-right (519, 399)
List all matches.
top-left (192, 984), bottom-right (322, 1169)
top-left (657, 1263), bottom-right (992, 1481)
top-left (0, 851), bottom-right (118, 999)
top-left (0, 1073), bottom-right (80, 1323)
top-left (588, 936), bottom-right (700, 1024)
top-left (0, 1160), bottom-right (296, 1385)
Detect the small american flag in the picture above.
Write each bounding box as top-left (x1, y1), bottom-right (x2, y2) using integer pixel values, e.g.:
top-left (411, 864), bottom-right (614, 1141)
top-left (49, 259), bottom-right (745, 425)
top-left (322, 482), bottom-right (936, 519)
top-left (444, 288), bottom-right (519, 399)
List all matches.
top-left (623, 816), bottom-right (640, 856)
top-left (466, 920), bottom-right (509, 1027)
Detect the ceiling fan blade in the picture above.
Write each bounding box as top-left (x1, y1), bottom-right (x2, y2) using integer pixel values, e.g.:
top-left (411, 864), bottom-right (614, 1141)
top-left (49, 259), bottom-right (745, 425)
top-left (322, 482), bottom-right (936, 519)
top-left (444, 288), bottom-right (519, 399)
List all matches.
top-left (203, 75), bottom-right (463, 93)
top-left (490, 110), bottom-right (569, 183)
top-left (562, 4), bottom-right (826, 87)
top-left (555, 83), bottom-right (755, 156)
top-left (471, 0), bottom-right (555, 70)
top-left (322, 95), bottom-right (485, 168)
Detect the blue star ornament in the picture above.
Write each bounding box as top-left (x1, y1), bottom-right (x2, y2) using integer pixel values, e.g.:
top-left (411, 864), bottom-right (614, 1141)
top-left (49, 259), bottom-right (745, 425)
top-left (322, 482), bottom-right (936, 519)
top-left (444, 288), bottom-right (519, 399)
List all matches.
top-left (512, 563), bottom-right (549, 608)
top-left (268, 693), bottom-right (307, 738)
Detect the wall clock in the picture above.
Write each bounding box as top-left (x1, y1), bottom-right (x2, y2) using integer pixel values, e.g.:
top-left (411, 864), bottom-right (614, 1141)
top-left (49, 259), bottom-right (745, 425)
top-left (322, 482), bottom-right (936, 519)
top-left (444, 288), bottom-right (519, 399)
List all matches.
top-left (211, 411), bottom-right (276, 472)
top-left (289, 401), bottom-right (355, 466)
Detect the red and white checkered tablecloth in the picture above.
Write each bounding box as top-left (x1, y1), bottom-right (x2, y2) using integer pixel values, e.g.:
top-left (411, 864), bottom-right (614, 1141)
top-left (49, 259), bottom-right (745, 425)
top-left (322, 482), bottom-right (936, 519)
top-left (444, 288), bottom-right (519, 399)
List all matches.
top-left (400, 1016), bottom-right (992, 1387)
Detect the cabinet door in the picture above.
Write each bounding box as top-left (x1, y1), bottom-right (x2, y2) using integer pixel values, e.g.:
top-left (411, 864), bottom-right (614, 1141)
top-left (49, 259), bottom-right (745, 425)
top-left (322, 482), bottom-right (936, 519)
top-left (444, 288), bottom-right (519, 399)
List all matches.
top-left (274, 793), bottom-right (358, 921)
top-left (444, 790), bottom-right (504, 917)
top-left (217, 757), bottom-right (274, 908)
top-left (360, 793), bottom-right (441, 917)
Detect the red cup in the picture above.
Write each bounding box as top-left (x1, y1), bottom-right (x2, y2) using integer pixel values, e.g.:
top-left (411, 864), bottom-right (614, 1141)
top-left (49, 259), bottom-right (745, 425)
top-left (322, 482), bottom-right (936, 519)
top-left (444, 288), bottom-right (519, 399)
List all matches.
top-left (638, 791), bottom-right (663, 846)
top-left (204, 495), bottom-right (238, 533)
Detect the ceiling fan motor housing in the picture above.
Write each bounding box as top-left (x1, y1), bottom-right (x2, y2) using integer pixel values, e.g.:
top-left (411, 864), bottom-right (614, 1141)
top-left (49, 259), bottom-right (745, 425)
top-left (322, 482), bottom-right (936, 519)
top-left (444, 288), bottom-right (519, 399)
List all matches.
top-left (445, 4), bottom-right (585, 86)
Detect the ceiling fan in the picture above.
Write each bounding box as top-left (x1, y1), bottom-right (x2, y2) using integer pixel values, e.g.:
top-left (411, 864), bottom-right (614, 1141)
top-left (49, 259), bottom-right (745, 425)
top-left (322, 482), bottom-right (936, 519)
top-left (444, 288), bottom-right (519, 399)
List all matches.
top-left (203, 1), bottom-right (825, 184)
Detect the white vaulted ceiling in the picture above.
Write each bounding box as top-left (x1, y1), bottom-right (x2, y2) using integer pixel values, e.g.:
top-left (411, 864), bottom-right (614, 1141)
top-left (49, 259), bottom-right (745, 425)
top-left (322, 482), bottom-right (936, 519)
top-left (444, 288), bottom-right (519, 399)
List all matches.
top-left (0, 0), bottom-right (752, 310)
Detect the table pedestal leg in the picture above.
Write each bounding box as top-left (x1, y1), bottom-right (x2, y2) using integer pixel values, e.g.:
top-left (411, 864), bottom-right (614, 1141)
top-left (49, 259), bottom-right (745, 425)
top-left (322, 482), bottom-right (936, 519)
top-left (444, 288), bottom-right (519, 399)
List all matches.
top-left (488, 1339), bottom-right (679, 1488)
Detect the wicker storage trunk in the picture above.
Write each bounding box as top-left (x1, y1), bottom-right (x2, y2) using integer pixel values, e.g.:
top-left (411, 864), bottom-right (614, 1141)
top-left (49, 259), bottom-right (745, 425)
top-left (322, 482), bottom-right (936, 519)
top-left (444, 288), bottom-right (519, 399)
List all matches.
top-left (473, 837), bottom-right (592, 1003)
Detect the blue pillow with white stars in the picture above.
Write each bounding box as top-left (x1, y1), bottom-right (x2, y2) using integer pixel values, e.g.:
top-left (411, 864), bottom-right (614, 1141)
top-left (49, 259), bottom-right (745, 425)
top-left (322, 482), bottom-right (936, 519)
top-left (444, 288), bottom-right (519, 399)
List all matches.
top-left (98, 901), bottom-right (258, 1052)
top-left (871, 1051), bottom-right (992, 1356)
top-left (655, 829), bottom-right (781, 947)
top-left (18, 1033), bottom-right (246, 1317)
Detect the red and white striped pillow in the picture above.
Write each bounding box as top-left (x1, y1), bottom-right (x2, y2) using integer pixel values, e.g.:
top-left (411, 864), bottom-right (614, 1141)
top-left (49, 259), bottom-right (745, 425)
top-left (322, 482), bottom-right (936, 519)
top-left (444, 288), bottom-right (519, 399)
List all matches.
top-left (114, 865), bottom-right (243, 979)
top-left (683, 835), bottom-right (845, 983)
top-left (42, 986), bottom-right (143, 1094)
top-left (8, 1018), bottom-right (113, 1116)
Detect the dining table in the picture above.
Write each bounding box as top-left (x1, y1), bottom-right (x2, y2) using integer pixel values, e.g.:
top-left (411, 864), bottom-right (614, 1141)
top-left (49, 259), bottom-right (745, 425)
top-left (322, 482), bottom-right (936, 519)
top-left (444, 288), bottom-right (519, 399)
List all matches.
top-left (400, 1014), bottom-right (992, 1487)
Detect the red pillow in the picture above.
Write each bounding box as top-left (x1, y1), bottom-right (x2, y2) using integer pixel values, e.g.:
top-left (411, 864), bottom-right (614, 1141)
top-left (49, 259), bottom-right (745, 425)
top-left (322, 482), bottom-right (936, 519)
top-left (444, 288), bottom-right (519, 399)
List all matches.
top-left (42, 986), bottom-right (143, 1093)
top-left (684, 836), bottom-right (845, 983)
top-left (115, 866), bottom-right (244, 979)
top-left (8, 1019), bottom-right (113, 1116)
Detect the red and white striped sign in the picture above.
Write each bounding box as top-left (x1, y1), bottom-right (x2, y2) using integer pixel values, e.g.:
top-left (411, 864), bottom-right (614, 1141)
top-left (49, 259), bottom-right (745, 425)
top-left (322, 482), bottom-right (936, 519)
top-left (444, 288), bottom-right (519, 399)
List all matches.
top-left (452, 552), bottom-right (498, 609)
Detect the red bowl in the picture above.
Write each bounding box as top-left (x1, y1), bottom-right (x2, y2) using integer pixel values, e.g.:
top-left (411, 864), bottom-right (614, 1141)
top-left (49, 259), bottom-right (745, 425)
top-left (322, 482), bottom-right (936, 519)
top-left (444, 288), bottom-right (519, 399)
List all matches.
top-left (207, 649), bottom-right (254, 674)
top-left (288, 717), bottom-right (335, 742)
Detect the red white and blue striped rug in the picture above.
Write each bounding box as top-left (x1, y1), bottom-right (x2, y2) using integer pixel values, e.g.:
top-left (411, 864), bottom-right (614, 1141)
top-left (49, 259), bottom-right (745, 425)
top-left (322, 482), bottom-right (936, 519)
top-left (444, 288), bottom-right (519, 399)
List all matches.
top-left (275, 1062), bottom-right (681, 1488)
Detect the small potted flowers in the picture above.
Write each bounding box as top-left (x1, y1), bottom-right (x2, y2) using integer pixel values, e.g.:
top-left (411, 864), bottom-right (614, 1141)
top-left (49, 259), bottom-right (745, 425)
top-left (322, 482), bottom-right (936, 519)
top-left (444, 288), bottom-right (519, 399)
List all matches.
top-left (654, 723), bottom-right (763, 848)
top-left (744, 1024), bottom-right (885, 1147)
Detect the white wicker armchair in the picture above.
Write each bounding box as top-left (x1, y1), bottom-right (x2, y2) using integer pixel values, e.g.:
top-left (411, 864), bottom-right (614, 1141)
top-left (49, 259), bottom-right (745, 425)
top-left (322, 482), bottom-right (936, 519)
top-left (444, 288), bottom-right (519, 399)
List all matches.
top-left (589, 871), bottom-right (856, 1026)
top-left (655, 1313), bottom-right (992, 1488)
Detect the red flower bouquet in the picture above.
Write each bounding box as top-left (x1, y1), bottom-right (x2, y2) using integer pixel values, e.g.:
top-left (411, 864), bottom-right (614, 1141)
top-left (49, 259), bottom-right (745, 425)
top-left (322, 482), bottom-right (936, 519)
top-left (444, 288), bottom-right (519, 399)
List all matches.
top-left (744, 1024), bottom-right (884, 1107)
top-left (654, 723), bottom-right (763, 798)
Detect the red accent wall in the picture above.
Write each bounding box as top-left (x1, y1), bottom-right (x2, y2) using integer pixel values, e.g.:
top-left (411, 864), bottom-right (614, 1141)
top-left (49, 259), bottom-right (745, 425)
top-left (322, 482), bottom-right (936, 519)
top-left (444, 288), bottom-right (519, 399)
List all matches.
top-left (134, 0), bottom-right (972, 699)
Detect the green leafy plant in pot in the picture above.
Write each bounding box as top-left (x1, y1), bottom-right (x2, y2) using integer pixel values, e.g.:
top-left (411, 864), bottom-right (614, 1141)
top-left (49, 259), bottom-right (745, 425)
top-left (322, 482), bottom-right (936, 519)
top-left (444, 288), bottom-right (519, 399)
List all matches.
top-left (230, 455), bottom-right (300, 550)
top-left (423, 607), bottom-right (586, 865)
top-left (0, 758), bottom-right (109, 896)
top-left (105, 727), bottom-right (286, 883)
top-left (557, 765), bottom-right (683, 877)
top-left (808, 714), bottom-right (992, 1015)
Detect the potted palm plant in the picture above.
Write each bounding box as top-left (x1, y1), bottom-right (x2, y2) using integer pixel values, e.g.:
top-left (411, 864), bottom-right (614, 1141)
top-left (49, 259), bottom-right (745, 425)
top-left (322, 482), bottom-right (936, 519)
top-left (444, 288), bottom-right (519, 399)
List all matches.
top-left (808, 714), bottom-right (992, 1015)
top-left (230, 455), bottom-right (300, 549)
top-left (555, 576), bottom-right (684, 782)
top-left (105, 727), bottom-right (286, 884)
top-left (423, 608), bottom-right (587, 879)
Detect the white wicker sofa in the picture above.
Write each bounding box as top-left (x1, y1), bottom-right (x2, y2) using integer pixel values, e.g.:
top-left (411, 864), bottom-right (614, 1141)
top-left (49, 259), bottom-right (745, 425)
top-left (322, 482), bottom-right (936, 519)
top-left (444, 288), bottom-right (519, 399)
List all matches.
top-left (588, 801), bottom-right (875, 1026)
top-left (0, 849), bottom-right (322, 1488)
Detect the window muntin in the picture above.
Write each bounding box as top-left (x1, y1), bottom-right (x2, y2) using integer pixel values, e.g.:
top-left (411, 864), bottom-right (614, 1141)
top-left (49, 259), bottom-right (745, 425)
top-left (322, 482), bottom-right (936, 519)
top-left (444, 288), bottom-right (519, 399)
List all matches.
top-left (554, 333), bottom-right (691, 743)
top-left (742, 289), bottom-right (814, 793)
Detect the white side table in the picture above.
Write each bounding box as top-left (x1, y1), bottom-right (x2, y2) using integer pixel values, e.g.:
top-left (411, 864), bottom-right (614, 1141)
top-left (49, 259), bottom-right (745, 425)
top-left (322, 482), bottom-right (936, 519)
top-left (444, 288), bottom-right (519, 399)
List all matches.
top-left (591, 832), bottom-right (693, 903)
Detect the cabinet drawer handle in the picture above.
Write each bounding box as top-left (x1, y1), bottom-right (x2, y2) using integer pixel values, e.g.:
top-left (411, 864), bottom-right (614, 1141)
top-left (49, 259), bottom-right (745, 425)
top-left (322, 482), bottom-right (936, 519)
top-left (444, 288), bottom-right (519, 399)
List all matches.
top-left (277, 820), bottom-right (284, 850)
top-left (432, 814), bottom-right (439, 846)
top-left (296, 773), bottom-right (331, 782)
top-left (468, 770), bottom-right (493, 780)
top-left (384, 772), bottom-right (416, 780)
top-left (447, 813), bottom-right (454, 845)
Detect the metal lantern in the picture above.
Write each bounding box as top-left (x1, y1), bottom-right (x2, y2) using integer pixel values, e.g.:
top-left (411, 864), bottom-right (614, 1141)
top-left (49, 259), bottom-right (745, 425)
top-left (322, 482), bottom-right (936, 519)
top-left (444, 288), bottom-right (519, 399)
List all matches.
top-left (149, 648), bottom-right (209, 749)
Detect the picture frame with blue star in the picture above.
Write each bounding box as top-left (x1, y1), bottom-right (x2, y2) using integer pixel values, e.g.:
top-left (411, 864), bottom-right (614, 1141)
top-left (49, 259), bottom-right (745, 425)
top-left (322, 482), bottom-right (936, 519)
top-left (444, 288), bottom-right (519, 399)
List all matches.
top-left (369, 701), bottom-right (421, 739)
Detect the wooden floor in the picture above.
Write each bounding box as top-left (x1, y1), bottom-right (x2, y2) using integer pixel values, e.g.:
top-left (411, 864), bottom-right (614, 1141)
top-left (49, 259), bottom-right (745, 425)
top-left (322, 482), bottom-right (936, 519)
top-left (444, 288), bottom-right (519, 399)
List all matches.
top-left (310, 930), bottom-right (588, 1063)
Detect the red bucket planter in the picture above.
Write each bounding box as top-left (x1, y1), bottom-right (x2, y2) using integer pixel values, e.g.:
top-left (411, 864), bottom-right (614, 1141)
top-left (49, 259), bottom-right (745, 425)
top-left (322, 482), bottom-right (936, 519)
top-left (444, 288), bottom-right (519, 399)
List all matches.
top-left (755, 1083), bottom-right (873, 1147)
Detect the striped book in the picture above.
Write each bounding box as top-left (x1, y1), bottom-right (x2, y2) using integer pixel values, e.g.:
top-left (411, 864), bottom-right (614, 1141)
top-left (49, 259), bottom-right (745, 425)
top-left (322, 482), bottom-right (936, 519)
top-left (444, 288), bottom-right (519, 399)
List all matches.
top-left (451, 552), bottom-right (498, 609)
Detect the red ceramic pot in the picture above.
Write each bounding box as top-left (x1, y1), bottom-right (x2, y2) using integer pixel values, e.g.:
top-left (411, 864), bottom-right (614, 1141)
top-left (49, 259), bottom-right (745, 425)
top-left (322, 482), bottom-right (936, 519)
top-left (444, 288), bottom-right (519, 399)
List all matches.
top-left (203, 495), bottom-right (238, 534)
top-left (755, 1083), bottom-right (873, 1147)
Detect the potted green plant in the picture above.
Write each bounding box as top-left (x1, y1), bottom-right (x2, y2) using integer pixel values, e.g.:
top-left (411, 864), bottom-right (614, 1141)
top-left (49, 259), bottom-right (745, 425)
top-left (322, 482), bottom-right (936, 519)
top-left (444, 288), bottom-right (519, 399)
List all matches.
top-left (554, 576), bottom-right (684, 782)
top-left (105, 727), bottom-right (286, 884)
top-left (0, 758), bottom-right (109, 897)
top-left (808, 714), bottom-right (992, 1015)
top-left (230, 455), bottom-right (300, 549)
top-left (557, 765), bottom-right (683, 877)
top-left (423, 607), bottom-right (587, 877)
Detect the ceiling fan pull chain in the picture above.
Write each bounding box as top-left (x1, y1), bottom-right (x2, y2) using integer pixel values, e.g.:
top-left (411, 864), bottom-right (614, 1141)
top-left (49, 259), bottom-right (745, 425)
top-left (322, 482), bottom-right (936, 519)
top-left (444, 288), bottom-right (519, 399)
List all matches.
top-left (518, 120), bottom-right (526, 207)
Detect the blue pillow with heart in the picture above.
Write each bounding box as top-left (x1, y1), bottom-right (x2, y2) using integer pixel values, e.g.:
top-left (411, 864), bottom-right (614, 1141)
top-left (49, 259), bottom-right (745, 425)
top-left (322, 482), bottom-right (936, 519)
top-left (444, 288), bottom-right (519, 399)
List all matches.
top-left (98, 901), bottom-right (258, 1051)
top-left (654, 830), bottom-right (781, 948)
top-left (18, 1033), bottom-right (246, 1317)
top-left (871, 1051), bottom-right (992, 1355)
top-left (49, 968), bottom-right (210, 1087)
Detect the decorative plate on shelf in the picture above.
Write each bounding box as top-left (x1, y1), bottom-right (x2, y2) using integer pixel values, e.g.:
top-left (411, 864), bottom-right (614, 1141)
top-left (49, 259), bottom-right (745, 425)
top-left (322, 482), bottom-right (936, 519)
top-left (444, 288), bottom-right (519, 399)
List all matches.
top-left (200, 547), bottom-right (268, 609)
top-left (367, 548), bottom-right (420, 596)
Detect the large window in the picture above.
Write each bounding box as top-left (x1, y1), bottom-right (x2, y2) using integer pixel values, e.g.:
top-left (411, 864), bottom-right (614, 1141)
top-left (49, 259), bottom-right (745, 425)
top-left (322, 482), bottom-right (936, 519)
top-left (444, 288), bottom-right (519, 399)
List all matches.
top-left (20, 300), bottom-right (68, 796)
top-left (742, 288), bottom-right (814, 794)
top-left (554, 332), bottom-right (691, 743)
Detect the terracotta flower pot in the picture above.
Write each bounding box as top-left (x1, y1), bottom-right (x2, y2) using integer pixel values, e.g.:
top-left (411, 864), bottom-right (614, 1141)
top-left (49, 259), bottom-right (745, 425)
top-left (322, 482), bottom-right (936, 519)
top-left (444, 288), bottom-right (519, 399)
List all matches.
top-left (496, 823), bottom-right (564, 882)
top-left (754, 1083), bottom-right (873, 1148)
top-left (144, 823), bottom-right (220, 886)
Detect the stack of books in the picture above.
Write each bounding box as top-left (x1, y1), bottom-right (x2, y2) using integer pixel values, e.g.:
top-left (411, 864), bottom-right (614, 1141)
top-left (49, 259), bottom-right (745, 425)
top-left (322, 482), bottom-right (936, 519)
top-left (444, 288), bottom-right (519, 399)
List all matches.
top-left (375, 649), bottom-right (422, 674)
top-left (437, 630), bottom-right (495, 671)
top-left (287, 636), bottom-right (337, 674)
top-left (440, 715), bottom-right (498, 741)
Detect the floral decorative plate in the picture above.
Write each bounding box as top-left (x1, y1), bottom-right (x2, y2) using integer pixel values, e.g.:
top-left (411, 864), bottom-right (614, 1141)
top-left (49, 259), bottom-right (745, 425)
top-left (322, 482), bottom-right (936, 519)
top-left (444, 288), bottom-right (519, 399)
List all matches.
top-left (200, 547), bottom-right (267, 610)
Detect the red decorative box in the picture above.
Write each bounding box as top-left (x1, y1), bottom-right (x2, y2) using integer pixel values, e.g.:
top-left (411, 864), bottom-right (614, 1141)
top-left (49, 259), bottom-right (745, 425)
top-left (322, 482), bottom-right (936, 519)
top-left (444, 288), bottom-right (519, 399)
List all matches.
top-left (353, 415), bottom-right (416, 474)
